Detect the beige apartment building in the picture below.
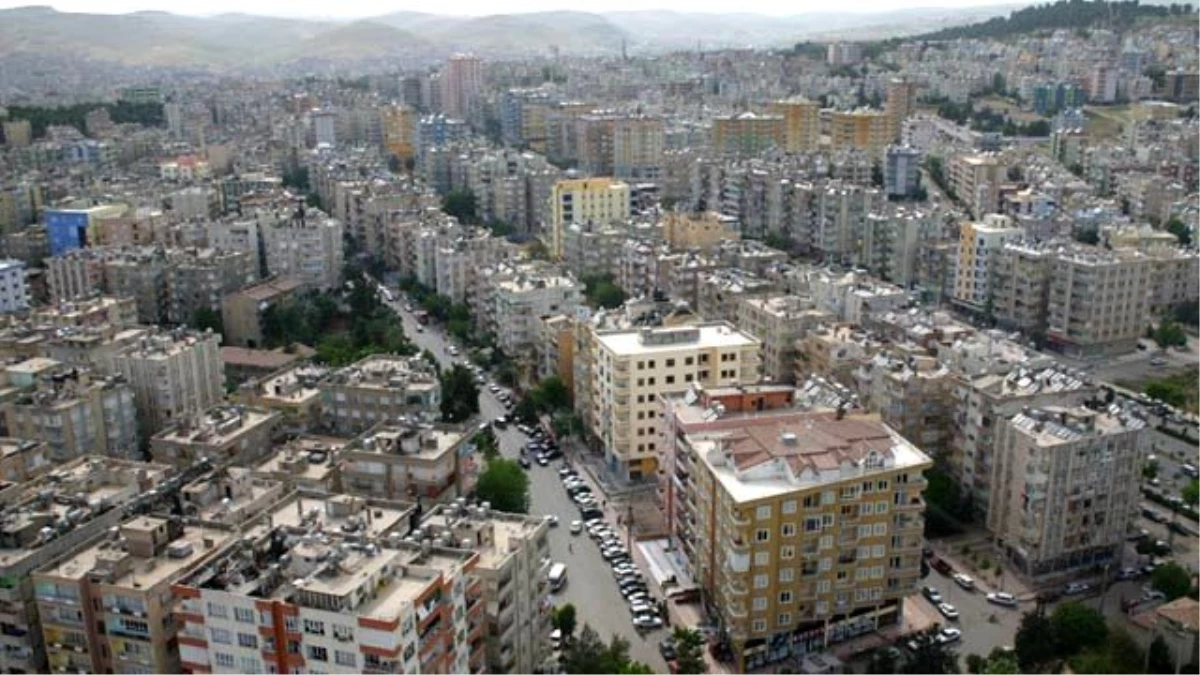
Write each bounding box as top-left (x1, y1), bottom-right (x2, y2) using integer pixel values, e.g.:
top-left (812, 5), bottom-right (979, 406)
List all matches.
top-left (991, 240), bottom-right (1055, 336)
top-left (0, 437), bottom-right (49, 482)
top-left (341, 421), bottom-right (477, 503)
top-left (173, 492), bottom-right (485, 675)
top-left (3, 368), bottom-right (140, 461)
top-left (236, 363), bottom-right (329, 433)
top-left (422, 503), bottom-right (552, 673)
top-left (1046, 247), bottom-right (1155, 357)
top-left (104, 328), bottom-right (224, 435)
top-left (149, 404), bottom-right (281, 467)
top-left (770, 98), bottom-right (821, 153)
top-left (712, 112), bottom-right (786, 158)
top-left (988, 406), bottom-right (1146, 577)
top-left (221, 276), bottom-right (306, 349)
top-left (319, 355), bottom-right (441, 434)
top-left (884, 78), bottom-right (918, 140)
top-left (662, 403), bottom-right (931, 671)
top-left (662, 211), bottom-right (739, 253)
top-left (949, 154), bottom-right (1004, 218)
top-left (548, 178), bottom-right (631, 259)
top-left (0, 456), bottom-right (172, 674)
top-left (830, 109), bottom-right (891, 157)
top-left (33, 515), bottom-right (240, 674)
top-left (738, 295), bottom-right (826, 383)
top-left (252, 433), bottom-right (347, 494)
top-left (591, 322), bottom-right (761, 480)
top-left (261, 206), bottom-right (345, 291)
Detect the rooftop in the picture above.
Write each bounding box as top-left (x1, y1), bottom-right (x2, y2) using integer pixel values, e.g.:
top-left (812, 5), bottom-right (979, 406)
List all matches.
top-left (322, 355), bottom-right (438, 391)
top-left (254, 435), bottom-right (346, 484)
top-left (153, 405), bottom-right (278, 447)
top-left (1009, 406), bottom-right (1146, 446)
top-left (596, 321), bottom-right (759, 355)
top-left (255, 364), bottom-right (329, 403)
top-left (346, 422), bottom-right (465, 462)
top-left (420, 501), bottom-right (547, 570)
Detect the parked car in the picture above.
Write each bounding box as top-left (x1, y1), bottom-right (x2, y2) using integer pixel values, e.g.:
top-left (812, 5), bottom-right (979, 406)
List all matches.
top-left (633, 614), bottom-right (663, 631)
top-left (518, 457), bottom-right (531, 470)
top-left (1115, 567), bottom-right (1141, 581)
top-left (952, 573), bottom-right (975, 591)
top-left (536, 454), bottom-right (550, 466)
top-left (545, 515), bottom-right (558, 527)
top-left (931, 556), bottom-right (953, 575)
top-left (659, 639), bottom-right (678, 661)
top-left (922, 586), bottom-right (942, 604)
top-left (570, 520), bottom-right (583, 535)
top-left (1063, 581), bottom-right (1091, 596)
top-left (1142, 589), bottom-right (1166, 602)
top-left (629, 601), bottom-right (655, 616)
top-left (937, 603), bottom-right (959, 620)
top-left (986, 592), bottom-right (1018, 608)
top-left (936, 628), bottom-right (962, 645)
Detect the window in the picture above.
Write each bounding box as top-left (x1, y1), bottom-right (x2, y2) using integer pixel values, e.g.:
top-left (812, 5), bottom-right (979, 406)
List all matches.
top-left (873, 522), bottom-right (888, 536)
top-left (685, 357), bottom-right (694, 365)
top-left (234, 607), bottom-right (254, 624)
top-left (816, 601), bottom-right (828, 615)
top-left (754, 551), bottom-right (770, 567)
top-left (780, 545), bottom-right (794, 560)
top-left (822, 491), bottom-right (836, 505)
top-left (207, 602), bottom-right (227, 619)
top-left (779, 568), bottom-right (794, 583)
top-left (872, 544), bottom-right (886, 558)
top-left (648, 360), bottom-right (656, 368)
top-left (214, 652), bottom-right (235, 669)
top-left (237, 633), bottom-right (258, 649)
top-left (860, 503), bottom-right (873, 515)
top-left (856, 567), bottom-right (870, 581)
top-left (754, 574), bottom-right (768, 589)
top-left (817, 580), bottom-right (831, 593)
top-left (755, 529), bottom-right (769, 542)
top-left (752, 597), bottom-right (767, 611)
top-left (307, 645), bottom-right (329, 662)
top-left (819, 535), bottom-right (833, 550)
top-left (876, 501), bottom-right (889, 514)
top-left (284, 616), bottom-right (298, 633)
top-left (781, 523), bottom-right (796, 537)
top-left (756, 505), bottom-right (771, 520)
top-left (779, 613), bottom-right (792, 626)
top-left (210, 628), bottom-right (232, 645)
top-left (240, 657), bottom-right (261, 673)
top-left (804, 517), bottom-right (821, 532)
top-left (335, 651), bottom-right (357, 668)
top-left (647, 377), bottom-right (655, 386)
top-left (752, 619), bottom-right (767, 632)
top-left (666, 359), bottom-right (675, 367)
top-left (303, 619), bottom-right (326, 636)
top-left (819, 558), bottom-right (832, 571)
top-left (779, 591), bottom-right (793, 604)
top-left (665, 375), bottom-right (675, 384)
top-left (333, 624), bottom-right (353, 641)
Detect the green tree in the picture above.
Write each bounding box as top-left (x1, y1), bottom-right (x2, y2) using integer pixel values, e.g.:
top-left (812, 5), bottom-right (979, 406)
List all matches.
top-left (1166, 217), bottom-right (1193, 247)
top-left (1183, 479), bottom-right (1199, 505)
top-left (495, 361), bottom-right (519, 388)
top-left (867, 648), bottom-right (898, 673)
top-left (514, 395), bottom-right (540, 426)
top-left (552, 603), bottom-right (578, 640)
top-left (1151, 562), bottom-right (1193, 601)
top-left (1050, 602), bottom-right (1107, 657)
top-left (1154, 321), bottom-right (1188, 348)
top-left (582, 273), bottom-right (627, 310)
top-left (671, 627), bottom-right (706, 674)
top-left (191, 307), bottom-right (224, 335)
top-left (1074, 227), bottom-right (1101, 245)
top-left (526, 239), bottom-right (551, 261)
top-left (441, 189), bottom-right (478, 224)
top-left (983, 653), bottom-right (1020, 674)
top-left (475, 428), bottom-right (499, 461)
top-left (561, 625), bottom-right (646, 675)
top-left (1148, 635), bottom-right (1175, 674)
top-left (439, 365), bottom-right (481, 423)
top-left (474, 458), bottom-right (530, 513)
top-left (1014, 611), bottom-right (1057, 671)
top-left (966, 653), bottom-right (986, 674)
top-left (532, 375), bottom-right (572, 412)
top-left (902, 626), bottom-right (959, 674)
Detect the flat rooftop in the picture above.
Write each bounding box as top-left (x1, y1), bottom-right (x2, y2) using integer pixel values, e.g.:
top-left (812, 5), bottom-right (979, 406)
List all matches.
top-left (596, 322), bottom-right (759, 355)
top-left (153, 406), bottom-right (276, 446)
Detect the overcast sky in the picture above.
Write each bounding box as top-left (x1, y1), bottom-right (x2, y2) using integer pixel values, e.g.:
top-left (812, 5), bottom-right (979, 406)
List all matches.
top-left (2, 0), bottom-right (1022, 19)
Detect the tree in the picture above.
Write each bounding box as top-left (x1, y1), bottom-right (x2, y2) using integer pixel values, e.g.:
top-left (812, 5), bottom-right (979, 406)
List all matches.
top-left (1166, 217), bottom-right (1193, 247)
top-left (474, 458), bottom-right (529, 513)
top-left (439, 365), bottom-right (481, 423)
top-left (552, 603), bottom-right (577, 640)
top-left (441, 189), bottom-right (478, 224)
top-left (561, 625), bottom-right (647, 675)
top-left (582, 273), bottom-right (627, 310)
top-left (1014, 611), bottom-right (1057, 671)
top-left (1148, 635), bottom-right (1175, 674)
top-left (1154, 321), bottom-right (1188, 348)
top-left (475, 428), bottom-right (499, 461)
top-left (191, 307), bottom-right (224, 335)
top-left (867, 648), bottom-right (898, 673)
top-left (1184, 479), bottom-right (1199, 506)
top-left (966, 654), bottom-right (986, 674)
top-left (495, 361), bottom-right (519, 388)
top-left (1050, 602), bottom-right (1107, 657)
top-left (1007, 165), bottom-right (1024, 182)
top-left (514, 395), bottom-right (540, 426)
top-left (983, 653), bottom-right (1020, 674)
top-left (532, 375), bottom-right (572, 413)
top-left (902, 626), bottom-right (958, 674)
top-left (671, 627), bottom-right (706, 674)
top-left (1073, 227), bottom-right (1101, 245)
top-left (526, 238), bottom-right (551, 261)
top-left (1151, 562), bottom-right (1193, 601)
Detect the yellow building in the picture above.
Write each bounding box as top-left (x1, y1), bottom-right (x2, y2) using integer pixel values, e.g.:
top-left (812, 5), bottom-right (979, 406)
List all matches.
top-left (770, 98), bottom-right (821, 153)
top-left (548, 177), bottom-right (631, 258)
top-left (380, 104), bottom-right (416, 162)
top-left (591, 322), bottom-right (761, 480)
top-left (952, 215), bottom-right (1021, 311)
top-left (712, 112), bottom-right (786, 158)
top-left (663, 211), bottom-right (740, 252)
top-left (830, 109), bottom-right (891, 157)
top-left (664, 408), bottom-right (932, 671)
top-left (885, 79), bottom-right (918, 140)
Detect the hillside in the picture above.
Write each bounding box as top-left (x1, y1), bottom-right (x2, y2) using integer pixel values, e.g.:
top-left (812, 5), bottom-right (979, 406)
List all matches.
top-left (908, 0), bottom-right (1194, 42)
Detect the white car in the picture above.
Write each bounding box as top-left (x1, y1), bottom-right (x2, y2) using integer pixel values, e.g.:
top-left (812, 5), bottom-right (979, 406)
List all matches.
top-left (629, 601), bottom-right (654, 616)
top-left (952, 573), bottom-right (975, 591)
top-left (545, 515), bottom-right (559, 527)
top-left (986, 592), bottom-right (1018, 608)
top-left (936, 627), bottom-right (962, 645)
top-left (569, 520), bottom-right (583, 535)
top-left (937, 603), bottom-right (959, 620)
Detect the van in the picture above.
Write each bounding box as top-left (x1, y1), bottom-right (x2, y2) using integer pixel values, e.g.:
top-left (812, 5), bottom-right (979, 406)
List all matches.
top-left (548, 562), bottom-right (567, 591)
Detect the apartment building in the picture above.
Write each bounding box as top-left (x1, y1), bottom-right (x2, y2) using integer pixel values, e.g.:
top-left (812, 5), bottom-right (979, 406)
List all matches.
top-left (341, 421), bottom-right (476, 504)
top-left (852, 350), bottom-right (954, 455)
top-left (236, 363), bottom-right (328, 433)
top-left (830, 109), bottom-right (890, 158)
top-left (561, 222), bottom-right (626, 280)
top-left (663, 406), bottom-right (931, 671)
top-left (663, 211), bottom-right (739, 253)
top-left (27, 295), bottom-right (138, 330)
top-left (103, 328), bottom-right (225, 436)
top-left (537, 314), bottom-right (575, 391)
top-left (697, 270), bottom-right (778, 324)
top-left (442, 53), bottom-right (483, 119)
top-left (33, 515), bottom-right (240, 674)
top-left (883, 146), bottom-right (922, 198)
top-left (591, 322), bottom-right (762, 480)
top-left (0, 456), bottom-right (172, 674)
top-left (149, 404), bottom-right (280, 467)
top-left (0, 259), bottom-right (28, 313)
top-left (1046, 247), bottom-right (1156, 357)
top-left (174, 493), bottom-right (484, 675)
top-left (952, 215), bottom-right (1022, 313)
top-left (422, 503), bottom-right (552, 673)
top-left (712, 112), bottom-right (785, 159)
top-left (549, 178), bottom-right (631, 259)
top-left (989, 406), bottom-right (1146, 577)
top-left (1147, 248), bottom-right (1200, 315)
top-left (0, 437), bottom-right (49, 482)
top-left (991, 240), bottom-right (1055, 336)
top-left (770, 98), bottom-right (821, 154)
top-left (860, 208), bottom-right (939, 287)
top-left (739, 295), bottom-right (830, 384)
top-left (949, 154), bottom-right (1004, 218)
top-left (261, 206), bottom-right (345, 291)
top-left (3, 368), bottom-right (140, 461)
top-left (318, 356), bottom-right (441, 434)
top-left (166, 248), bottom-right (259, 326)
top-left (612, 115), bottom-right (666, 181)
top-left (794, 324), bottom-right (883, 387)
top-left (221, 277), bottom-right (306, 349)
top-left (381, 104), bottom-right (418, 161)
top-left (885, 79), bottom-right (918, 140)
top-left (252, 434), bottom-right (347, 494)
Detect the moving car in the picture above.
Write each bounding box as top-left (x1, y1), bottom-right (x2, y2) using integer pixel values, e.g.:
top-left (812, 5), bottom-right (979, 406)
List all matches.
top-left (922, 586), bottom-right (942, 603)
top-left (986, 592), bottom-right (1018, 607)
top-left (937, 603), bottom-right (959, 620)
top-left (936, 628), bottom-right (962, 645)
top-left (545, 515), bottom-right (558, 527)
top-left (1063, 581), bottom-right (1091, 596)
top-left (569, 520), bottom-right (583, 535)
top-left (1115, 567), bottom-right (1141, 581)
top-left (952, 573), bottom-right (975, 590)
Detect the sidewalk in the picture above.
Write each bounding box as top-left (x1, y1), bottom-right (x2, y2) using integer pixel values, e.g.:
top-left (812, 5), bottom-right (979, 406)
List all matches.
top-left (929, 534), bottom-right (1038, 600)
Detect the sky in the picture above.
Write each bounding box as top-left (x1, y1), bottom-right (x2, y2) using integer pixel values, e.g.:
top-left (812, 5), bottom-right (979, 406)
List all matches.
top-left (2, 0), bottom-right (1022, 20)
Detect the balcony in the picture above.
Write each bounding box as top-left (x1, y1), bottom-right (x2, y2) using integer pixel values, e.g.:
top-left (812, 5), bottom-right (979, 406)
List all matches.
top-left (730, 510), bottom-right (750, 527)
top-left (724, 579), bottom-right (748, 597)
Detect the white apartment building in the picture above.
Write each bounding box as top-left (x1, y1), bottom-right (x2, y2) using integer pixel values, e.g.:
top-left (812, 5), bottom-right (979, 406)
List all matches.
top-left (103, 328), bottom-right (225, 435)
top-left (591, 322), bottom-right (761, 480)
top-left (0, 259), bottom-right (29, 312)
top-left (549, 178), bottom-right (630, 259)
top-left (989, 406), bottom-right (1146, 577)
top-left (488, 271), bottom-right (584, 357)
top-left (207, 217), bottom-right (261, 267)
top-left (738, 295), bottom-right (829, 384)
top-left (261, 206), bottom-right (345, 290)
top-left (949, 154), bottom-right (1004, 218)
top-left (953, 215), bottom-right (1021, 312)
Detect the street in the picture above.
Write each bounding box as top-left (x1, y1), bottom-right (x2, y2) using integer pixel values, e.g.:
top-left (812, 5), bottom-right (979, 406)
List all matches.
top-left (910, 579), bottom-right (1023, 660)
top-left (384, 292), bottom-right (670, 672)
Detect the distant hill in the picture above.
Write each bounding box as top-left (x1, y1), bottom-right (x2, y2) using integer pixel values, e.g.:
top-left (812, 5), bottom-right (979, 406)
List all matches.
top-left (908, 0), bottom-right (1196, 42)
top-left (270, 21), bottom-right (430, 62)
